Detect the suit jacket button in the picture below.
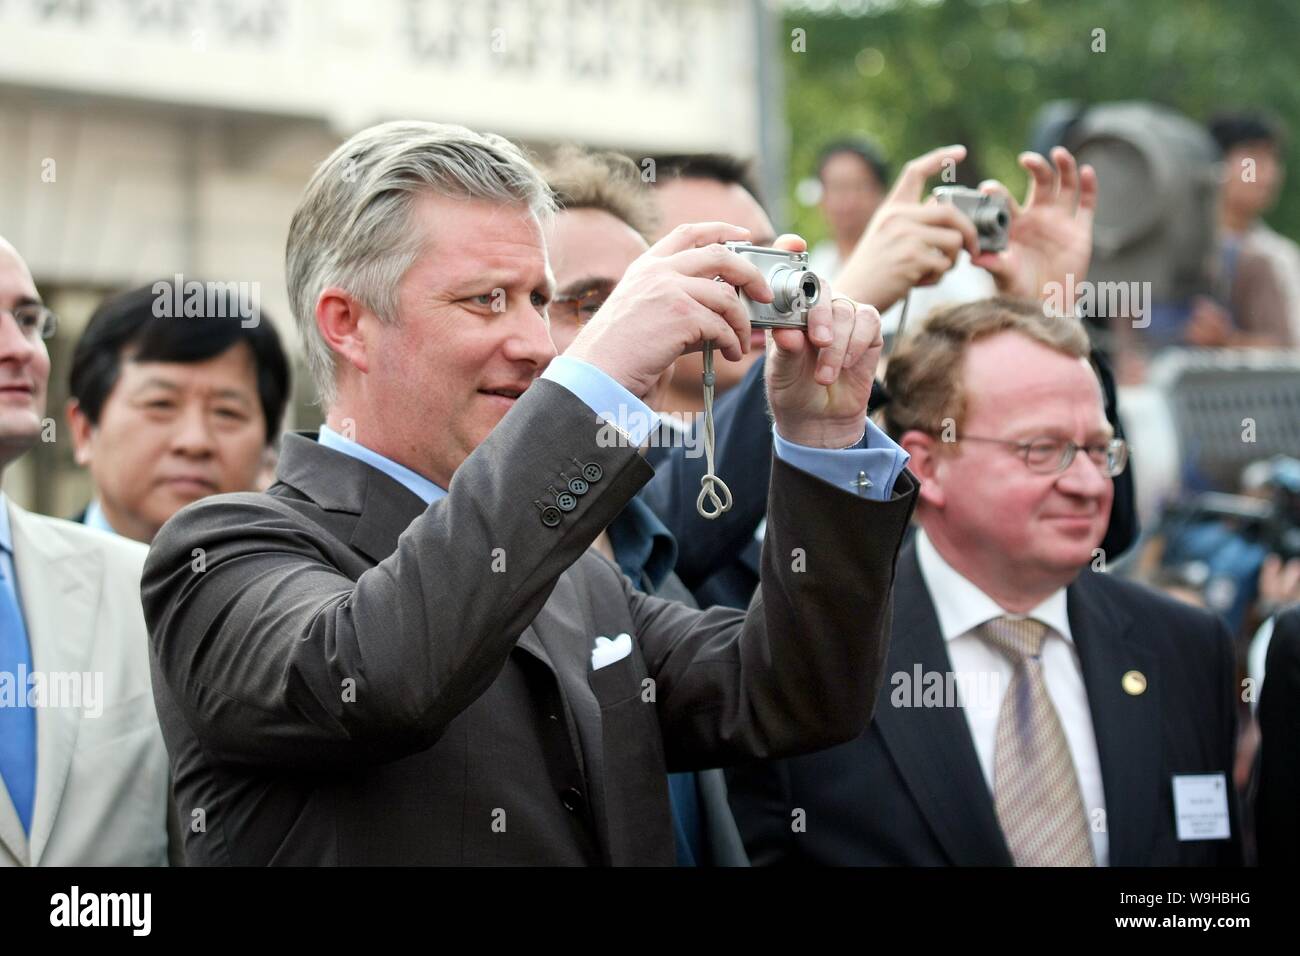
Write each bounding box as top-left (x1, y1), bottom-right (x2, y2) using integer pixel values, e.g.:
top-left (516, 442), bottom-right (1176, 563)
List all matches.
top-left (560, 787), bottom-right (585, 812)
top-left (581, 462), bottom-right (603, 483)
top-left (556, 491), bottom-right (577, 512)
top-left (540, 506), bottom-right (562, 527)
top-left (567, 476), bottom-right (589, 496)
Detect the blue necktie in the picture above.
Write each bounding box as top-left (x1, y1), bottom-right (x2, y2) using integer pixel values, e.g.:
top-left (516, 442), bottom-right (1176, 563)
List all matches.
top-left (0, 556), bottom-right (36, 832)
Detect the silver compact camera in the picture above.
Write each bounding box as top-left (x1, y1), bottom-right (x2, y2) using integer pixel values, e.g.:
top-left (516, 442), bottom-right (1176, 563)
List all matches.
top-left (724, 242), bottom-right (822, 329)
top-left (932, 186), bottom-right (1011, 252)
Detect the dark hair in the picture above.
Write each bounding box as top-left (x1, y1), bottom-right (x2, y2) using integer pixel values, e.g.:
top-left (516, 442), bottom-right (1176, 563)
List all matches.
top-left (1208, 111), bottom-right (1288, 155)
top-left (649, 153), bottom-right (765, 206)
top-left (69, 279), bottom-right (290, 443)
top-left (816, 138), bottom-right (890, 190)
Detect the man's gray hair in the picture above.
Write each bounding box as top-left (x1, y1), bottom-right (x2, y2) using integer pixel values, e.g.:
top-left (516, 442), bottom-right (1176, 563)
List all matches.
top-left (285, 120), bottom-right (554, 406)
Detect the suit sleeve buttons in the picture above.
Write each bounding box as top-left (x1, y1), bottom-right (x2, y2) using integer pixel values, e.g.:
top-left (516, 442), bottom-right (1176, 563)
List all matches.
top-left (534, 500), bottom-right (563, 527)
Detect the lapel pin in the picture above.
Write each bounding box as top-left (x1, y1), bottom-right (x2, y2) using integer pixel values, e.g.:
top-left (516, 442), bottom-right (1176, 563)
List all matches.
top-left (1122, 670), bottom-right (1147, 696)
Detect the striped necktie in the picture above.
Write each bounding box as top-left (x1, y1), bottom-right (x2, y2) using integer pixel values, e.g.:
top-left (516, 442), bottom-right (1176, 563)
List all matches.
top-left (979, 616), bottom-right (1094, 867)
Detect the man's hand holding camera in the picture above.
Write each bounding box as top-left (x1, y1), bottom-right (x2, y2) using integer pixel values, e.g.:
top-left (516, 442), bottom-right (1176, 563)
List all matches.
top-left (565, 223), bottom-right (880, 450)
top-left (764, 235), bottom-right (882, 450)
top-left (565, 222), bottom-right (769, 401)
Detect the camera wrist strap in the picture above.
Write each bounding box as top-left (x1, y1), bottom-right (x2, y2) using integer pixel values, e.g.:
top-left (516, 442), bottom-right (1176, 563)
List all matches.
top-left (696, 342), bottom-right (734, 519)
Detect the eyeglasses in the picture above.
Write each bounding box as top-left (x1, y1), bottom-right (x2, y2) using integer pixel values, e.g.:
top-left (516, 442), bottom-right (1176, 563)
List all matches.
top-left (549, 283), bottom-right (612, 327)
top-left (957, 435), bottom-right (1129, 478)
top-left (2, 304), bottom-right (58, 341)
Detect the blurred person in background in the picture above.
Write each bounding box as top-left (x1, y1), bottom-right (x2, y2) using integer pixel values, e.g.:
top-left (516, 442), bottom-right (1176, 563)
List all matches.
top-left (66, 279), bottom-right (290, 542)
top-left (1195, 111), bottom-right (1299, 349)
top-left (807, 138), bottom-right (890, 279)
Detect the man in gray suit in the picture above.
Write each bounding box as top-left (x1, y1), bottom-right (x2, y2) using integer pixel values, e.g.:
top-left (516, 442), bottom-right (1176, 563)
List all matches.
top-left (143, 120), bottom-right (917, 865)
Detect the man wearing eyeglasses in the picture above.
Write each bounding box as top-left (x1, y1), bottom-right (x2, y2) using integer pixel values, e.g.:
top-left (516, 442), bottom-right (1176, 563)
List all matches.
top-left (0, 236), bottom-right (174, 865)
top-left (728, 296), bottom-right (1243, 867)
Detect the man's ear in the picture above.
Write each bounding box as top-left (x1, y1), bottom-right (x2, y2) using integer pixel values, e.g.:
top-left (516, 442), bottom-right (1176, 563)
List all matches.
top-left (898, 428), bottom-right (946, 510)
top-left (315, 287), bottom-right (372, 376)
top-left (66, 398), bottom-right (94, 466)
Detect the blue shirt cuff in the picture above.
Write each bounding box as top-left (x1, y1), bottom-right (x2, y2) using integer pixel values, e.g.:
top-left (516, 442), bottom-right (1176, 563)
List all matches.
top-left (771, 419), bottom-right (910, 501)
top-left (541, 355), bottom-right (661, 447)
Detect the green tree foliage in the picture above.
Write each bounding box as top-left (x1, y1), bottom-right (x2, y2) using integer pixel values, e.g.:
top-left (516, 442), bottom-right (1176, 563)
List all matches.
top-left (782, 0), bottom-right (1300, 244)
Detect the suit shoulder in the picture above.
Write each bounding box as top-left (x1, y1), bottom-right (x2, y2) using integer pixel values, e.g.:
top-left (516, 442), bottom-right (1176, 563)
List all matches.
top-left (12, 507), bottom-right (148, 570)
top-left (156, 489), bottom-right (311, 537)
top-left (1082, 571), bottom-right (1229, 647)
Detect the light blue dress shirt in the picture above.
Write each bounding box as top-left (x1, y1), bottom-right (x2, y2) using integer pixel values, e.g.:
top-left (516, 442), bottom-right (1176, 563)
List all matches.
top-left (83, 499), bottom-right (118, 536)
top-left (319, 356), bottom-right (908, 504)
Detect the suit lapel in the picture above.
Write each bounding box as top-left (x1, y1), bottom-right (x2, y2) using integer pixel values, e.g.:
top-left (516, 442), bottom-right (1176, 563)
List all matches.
top-left (874, 546), bottom-right (1013, 865)
top-left (8, 503), bottom-right (101, 866)
top-left (317, 434), bottom-right (569, 686)
top-left (1068, 573), bottom-right (1161, 866)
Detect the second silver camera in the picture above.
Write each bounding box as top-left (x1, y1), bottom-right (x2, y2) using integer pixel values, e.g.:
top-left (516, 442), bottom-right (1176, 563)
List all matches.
top-left (933, 186), bottom-right (1011, 253)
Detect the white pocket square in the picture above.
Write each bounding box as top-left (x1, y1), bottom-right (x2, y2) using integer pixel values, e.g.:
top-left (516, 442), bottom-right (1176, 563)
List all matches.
top-left (591, 632), bottom-right (633, 671)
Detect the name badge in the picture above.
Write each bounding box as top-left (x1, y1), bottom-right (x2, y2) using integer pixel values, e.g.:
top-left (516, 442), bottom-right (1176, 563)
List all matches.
top-left (1172, 773), bottom-right (1231, 841)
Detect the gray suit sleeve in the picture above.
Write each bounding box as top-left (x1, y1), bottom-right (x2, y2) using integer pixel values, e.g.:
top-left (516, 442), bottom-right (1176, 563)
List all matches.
top-left (630, 455), bottom-right (918, 769)
top-left (142, 381), bottom-right (650, 771)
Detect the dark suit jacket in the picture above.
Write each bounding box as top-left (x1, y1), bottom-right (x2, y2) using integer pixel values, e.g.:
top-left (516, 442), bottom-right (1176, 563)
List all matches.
top-left (727, 542), bottom-right (1242, 866)
top-left (1256, 604), bottom-right (1300, 864)
top-left (143, 379), bottom-right (917, 865)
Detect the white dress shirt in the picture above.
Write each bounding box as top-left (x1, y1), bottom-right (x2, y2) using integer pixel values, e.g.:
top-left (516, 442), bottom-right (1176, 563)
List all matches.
top-left (879, 253), bottom-right (996, 337)
top-left (914, 528), bottom-right (1110, 865)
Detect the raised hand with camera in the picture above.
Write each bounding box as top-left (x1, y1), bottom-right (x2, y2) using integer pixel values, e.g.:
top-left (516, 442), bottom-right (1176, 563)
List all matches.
top-left (762, 235), bottom-right (883, 450)
top-left (833, 144), bottom-right (980, 312)
top-left (564, 221), bottom-right (771, 401)
top-left (972, 146), bottom-right (1098, 311)
top-left (567, 224), bottom-right (882, 449)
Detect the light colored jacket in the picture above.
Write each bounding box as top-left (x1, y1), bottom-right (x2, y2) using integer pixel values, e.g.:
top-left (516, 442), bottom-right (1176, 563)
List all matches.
top-left (0, 501), bottom-right (171, 866)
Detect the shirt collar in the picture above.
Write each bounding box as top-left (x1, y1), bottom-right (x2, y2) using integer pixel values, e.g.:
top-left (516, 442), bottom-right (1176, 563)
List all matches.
top-left (84, 499), bottom-right (119, 536)
top-left (914, 527), bottom-right (1073, 643)
top-left (318, 424), bottom-right (447, 506)
top-left (0, 492), bottom-right (11, 555)
top-left (606, 496), bottom-right (678, 591)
